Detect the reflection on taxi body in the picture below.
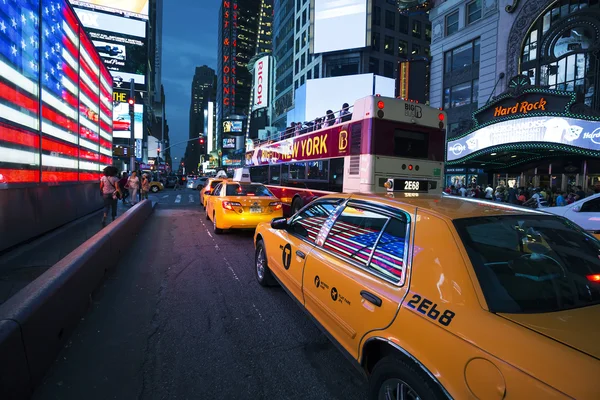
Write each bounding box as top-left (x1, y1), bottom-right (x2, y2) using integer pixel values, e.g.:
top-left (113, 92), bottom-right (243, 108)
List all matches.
top-left (206, 181), bottom-right (283, 233)
top-left (253, 192), bottom-right (600, 400)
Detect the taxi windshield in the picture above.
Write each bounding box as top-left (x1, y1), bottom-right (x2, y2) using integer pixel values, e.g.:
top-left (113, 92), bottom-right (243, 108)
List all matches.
top-left (226, 183), bottom-right (273, 197)
top-left (454, 216), bottom-right (600, 314)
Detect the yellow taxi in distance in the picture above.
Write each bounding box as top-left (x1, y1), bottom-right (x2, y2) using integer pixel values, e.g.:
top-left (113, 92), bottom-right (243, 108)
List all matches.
top-left (201, 177), bottom-right (228, 209)
top-left (253, 190), bottom-right (600, 400)
top-left (206, 181), bottom-right (283, 234)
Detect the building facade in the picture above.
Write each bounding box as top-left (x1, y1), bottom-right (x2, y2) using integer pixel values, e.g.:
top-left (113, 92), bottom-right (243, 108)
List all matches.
top-left (431, 0), bottom-right (600, 191)
top-left (185, 66), bottom-right (216, 172)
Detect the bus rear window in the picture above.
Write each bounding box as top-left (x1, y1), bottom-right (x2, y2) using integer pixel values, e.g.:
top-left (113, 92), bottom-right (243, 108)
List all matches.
top-left (454, 216), bottom-right (600, 314)
top-left (394, 130), bottom-right (428, 158)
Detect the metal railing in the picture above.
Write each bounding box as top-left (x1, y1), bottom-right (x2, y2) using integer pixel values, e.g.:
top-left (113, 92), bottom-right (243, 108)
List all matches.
top-left (251, 104), bottom-right (354, 148)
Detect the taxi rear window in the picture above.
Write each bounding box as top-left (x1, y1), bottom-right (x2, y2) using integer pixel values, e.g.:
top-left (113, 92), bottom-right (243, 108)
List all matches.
top-left (454, 216), bottom-right (600, 313)
top-left (209, 180), bottom-right (222, 189)
top-left (225, 184), bottom-right (273, 197)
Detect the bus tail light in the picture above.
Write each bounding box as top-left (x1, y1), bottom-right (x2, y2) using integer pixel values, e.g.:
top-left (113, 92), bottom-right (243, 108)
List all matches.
top-left (408, 164), bottom-right (413, 171)
top-left (377, 101), bottom-right (385, 109)
top-left (222, 201), bottom-right (241, 210)
top-left (438, 113), bottom-right (445, 121)
top-left (269, 201), bottom-right (283, 210)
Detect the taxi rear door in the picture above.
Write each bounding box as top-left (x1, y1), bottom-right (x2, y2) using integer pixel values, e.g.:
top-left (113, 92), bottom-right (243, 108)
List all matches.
top-left (266, 198), bottom-right (344, 302)
top-left (302, 200), bottom-right (412, 358)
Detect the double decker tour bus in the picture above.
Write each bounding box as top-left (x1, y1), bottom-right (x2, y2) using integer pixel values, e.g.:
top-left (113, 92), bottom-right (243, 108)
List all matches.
top-left (245, 95), bottom-right (446, 214)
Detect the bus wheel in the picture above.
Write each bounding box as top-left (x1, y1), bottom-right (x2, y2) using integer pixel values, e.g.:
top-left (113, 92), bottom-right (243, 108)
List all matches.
top-left (291, 197), bottom-right (303, 215)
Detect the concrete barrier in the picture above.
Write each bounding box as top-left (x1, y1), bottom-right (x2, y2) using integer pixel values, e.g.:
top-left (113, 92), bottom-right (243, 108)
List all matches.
top-left (0, 199), bottom-right (153, 399)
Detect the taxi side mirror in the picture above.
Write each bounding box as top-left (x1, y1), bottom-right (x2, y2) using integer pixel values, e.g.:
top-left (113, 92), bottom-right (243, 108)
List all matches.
top-left (573, 205), bottom-right (581, 212)
top-left (271, 217), bottom-right (288, 230)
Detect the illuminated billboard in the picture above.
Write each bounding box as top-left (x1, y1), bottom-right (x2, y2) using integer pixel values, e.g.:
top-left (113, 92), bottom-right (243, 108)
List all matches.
top-left (223, 120), bottom-right (243, 133)
top-left (69, 0), bottom-right (148, 20)
top-left (223, 138), bottom-right (236, 149)
top-left (0, 0), bottom-right (112, 186)
top-left (253, 55), bottom-right (270, 111)
top-left (313, 0), bottom-right (367, 54)
top-left (112, 103), bottom-right (143, 140)
top-left (447, 116), bottom-right (600, 162)
top-left (73, 7), bottom-right (147, 86)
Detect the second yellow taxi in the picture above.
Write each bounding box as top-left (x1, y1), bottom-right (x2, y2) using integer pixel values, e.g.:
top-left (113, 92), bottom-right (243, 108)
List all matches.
top-left (205, 171), bottom-right (283, 234)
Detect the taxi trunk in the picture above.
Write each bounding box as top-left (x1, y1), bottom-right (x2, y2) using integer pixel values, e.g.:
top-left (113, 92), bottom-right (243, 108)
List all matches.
top-left (220, 196), bottom-right (283, 229)
top-left (499, 304), bottom-right (600, 360)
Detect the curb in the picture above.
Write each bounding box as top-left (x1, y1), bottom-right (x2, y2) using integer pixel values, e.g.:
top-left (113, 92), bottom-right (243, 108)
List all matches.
top-left (0, 199), bottom-right (154, 399)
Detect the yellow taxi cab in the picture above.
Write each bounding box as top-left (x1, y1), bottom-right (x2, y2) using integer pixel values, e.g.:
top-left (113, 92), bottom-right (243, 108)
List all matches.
top-left (148, 180), bottom-right (164, 193)
top-left (200, 172), bottom-right (229, 209)
top-left (253, 179), bottom-right (600, 400)
top-left (205, 169), bottom-right (283, 234)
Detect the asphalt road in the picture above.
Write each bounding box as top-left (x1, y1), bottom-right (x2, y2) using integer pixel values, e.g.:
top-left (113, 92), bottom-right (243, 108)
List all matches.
top-left (33, 189), bottom-right (368, 400)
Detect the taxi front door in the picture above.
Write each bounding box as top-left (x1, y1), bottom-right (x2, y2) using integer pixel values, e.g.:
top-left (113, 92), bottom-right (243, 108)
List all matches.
top-left (302, 203), bottom-right (411, 358)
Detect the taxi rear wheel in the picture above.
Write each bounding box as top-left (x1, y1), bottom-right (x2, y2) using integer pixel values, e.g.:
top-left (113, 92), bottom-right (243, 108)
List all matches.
top-left (369, 356), bottom-right (440, 400)
top-left (150, 186), bottom-right (159, 193)
top-left (255, 240), bottom-right (276, 286)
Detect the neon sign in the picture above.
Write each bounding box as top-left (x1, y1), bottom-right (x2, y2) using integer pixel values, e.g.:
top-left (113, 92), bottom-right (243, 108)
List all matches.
top-left (222, 1), bottom-right (237, 109)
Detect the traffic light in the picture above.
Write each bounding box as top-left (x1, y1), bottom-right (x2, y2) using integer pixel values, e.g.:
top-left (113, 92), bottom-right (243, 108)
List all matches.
top-left (128, 98), bottom-right (134, 113)
top-left (199, 137), bottom-right (205, 145)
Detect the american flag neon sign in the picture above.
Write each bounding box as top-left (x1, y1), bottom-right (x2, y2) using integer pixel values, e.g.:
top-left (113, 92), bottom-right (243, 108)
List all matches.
top-left (0, 0), bottom-right (112, 185)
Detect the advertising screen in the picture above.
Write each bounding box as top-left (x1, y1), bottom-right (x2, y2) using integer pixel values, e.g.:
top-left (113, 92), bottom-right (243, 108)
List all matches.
top-left (0, 0), bottom-right (112, 186)
top-left (253, 56), bottom-right (270, 111)
top-left (223, 120), bottom-right (243, 133)
top-left (74, 8), bottom-right (146, 86)
top-left (112, 103), bottom-right (143, 139)
top-left (223, 138), bottom-right (236, 149)
top-left (69, 0), bottom-right (148, 20)
top-left (447, 116), bottom-right (600, 162)
top-left (313, 0), bottom-right (367, 54)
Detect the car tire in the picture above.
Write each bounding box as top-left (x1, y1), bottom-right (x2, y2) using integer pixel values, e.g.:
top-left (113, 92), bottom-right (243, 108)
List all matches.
top-left (213, 212), bottom-right (223, 234)
top-left (150, 186), bottom-right (159, 193)
top-left (291, 197), bottom-right (303, 215)
top-left (369, 356), bottom-right (441, 400)
top-left (205, 207), bottom-right (210, 220)
top-left (255, 240), bottom-right (276, 287)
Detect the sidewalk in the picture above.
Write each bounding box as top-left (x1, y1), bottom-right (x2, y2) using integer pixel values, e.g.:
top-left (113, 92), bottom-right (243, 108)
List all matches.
top-left (0, 196), bottom-right (158, 305)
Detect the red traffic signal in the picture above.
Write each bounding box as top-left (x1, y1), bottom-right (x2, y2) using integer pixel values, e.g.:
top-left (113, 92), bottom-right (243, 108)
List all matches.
top-left (199, 138), bottom-right (205, 145)
top-left (128, 98), bottom-right (135, 105)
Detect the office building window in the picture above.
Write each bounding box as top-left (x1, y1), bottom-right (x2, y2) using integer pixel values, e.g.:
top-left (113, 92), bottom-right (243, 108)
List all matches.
top-left (398, 40), bottom-right (407, 56)
top-left (302, 8), bottom-right (307, 25)
top-left (295, 80), bottom-right (299, 89)
top-left (425, 23), bottom-right (432, 41)
top-left (296, 16), bottom-right (300, 33)
top-left (384, 61), bottom-right (394, 78)
top-left (412, 20), bottom-right (421, 38)
top-left (444, 39), bottom-right (480, 73)
top-left (467, 0), bottom-right (482, 24)
top-left (301, 75), bottom-right (305, 85)
top-left (443, 79), bottom-right (479, 108)
top-left (369, 57), bottom-right (380, 74)
top-left (384, 36), bottom-right (394, 55)
top-left (446, 11), bottom-right (459, 35)
top-left (372, 32), bottom-right (380, 51)
top-left (295, 38), bottom-right (300, 53)
top-left (373, 6), bottom-right (381, 26)
top-left (424, 47), bottom-right (430, 57)
top-left (295, 59), bottom-right (299, 74)
top-left (412, 44), bottom-right (421, 55)
top-left (314, 65), bottom-right (320, 79)
top-left (385, 10), bottom-right (395, 30)
top-left (307, 70), bottom-right (312, 79)
top-left (399, 15), bottom-right (409, 34)
top-left (301, 53), bottom-right (305, 69)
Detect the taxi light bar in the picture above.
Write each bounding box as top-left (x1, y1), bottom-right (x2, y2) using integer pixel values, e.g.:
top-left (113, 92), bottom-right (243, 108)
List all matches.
top-left (587, 274), bottom-right (600, 283)
top-left (222, 201), bottom-right (242, 210)
top-left (269, 201), bottom-right (282, 210)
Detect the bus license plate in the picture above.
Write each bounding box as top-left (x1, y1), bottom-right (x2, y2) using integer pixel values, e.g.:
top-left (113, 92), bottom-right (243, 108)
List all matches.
top-left (250, 207), bottom-right (262, 213)
top-left (394, 179), bottom-right (428, 192)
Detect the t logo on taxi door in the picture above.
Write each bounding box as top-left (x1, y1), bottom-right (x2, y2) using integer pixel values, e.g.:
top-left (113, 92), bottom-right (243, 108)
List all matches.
top-left (282, 244), bottom-right (292, 270)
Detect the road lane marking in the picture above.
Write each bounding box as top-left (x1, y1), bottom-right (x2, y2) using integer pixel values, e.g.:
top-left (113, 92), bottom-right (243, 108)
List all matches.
top-left (189, 194), bottom-right (194, 203)
top-left (206, 231), bottom-right (212, 238)
top-left (161, 195), bottom-right (169, 198)
top-left (175, 195), bottom-right (181, 204)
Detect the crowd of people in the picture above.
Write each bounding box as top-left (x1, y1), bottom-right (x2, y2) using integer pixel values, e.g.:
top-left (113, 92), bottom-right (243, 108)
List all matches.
top-left (444, 183), bottom-right (598, 208)
top-left (100, 166), bottom-right (151, 226)
top-left (280, 103), bottom-right (353, 140)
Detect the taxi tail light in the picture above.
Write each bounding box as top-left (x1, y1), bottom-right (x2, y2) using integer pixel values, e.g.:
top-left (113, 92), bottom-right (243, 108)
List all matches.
top-left (222, 201), bottom-right (242, 210)
top-left (587, 274), bottom-right (600, 283)
top-left (269, 201), bottom-right (282, 210)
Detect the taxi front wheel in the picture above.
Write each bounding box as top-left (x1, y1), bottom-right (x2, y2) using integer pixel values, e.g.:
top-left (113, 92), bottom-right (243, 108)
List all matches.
top-left (255, 241), bottom-right (276, 286)
top-left (369, 356), bottom-right (440, 400)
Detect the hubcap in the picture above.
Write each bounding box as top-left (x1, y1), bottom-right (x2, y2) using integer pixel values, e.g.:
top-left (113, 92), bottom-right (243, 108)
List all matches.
top-left (213, 214), bottom-right (216, 230)
top-left (256, 247), bottom-right (265, 280)
top-left (379, 378), bottom-right (421, 400)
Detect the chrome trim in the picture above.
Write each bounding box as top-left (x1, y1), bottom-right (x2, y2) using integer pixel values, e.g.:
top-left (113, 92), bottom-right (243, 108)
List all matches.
top-left (362, 337), bottom-right (453, 400)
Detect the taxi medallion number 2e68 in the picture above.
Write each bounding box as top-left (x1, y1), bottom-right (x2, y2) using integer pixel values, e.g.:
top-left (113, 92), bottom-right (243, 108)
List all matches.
top-left (406, 294), bottom-right (456, 327)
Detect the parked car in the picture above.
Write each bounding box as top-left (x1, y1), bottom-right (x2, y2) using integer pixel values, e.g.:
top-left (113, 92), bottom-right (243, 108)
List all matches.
top-left (545, 193), bottom-right (600, 239)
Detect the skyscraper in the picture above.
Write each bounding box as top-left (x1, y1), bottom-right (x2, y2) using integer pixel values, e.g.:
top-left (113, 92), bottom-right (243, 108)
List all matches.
top-left (217, 0), bottom-right (273, 167)
top-left (185, 66), bottom-right (216, 172)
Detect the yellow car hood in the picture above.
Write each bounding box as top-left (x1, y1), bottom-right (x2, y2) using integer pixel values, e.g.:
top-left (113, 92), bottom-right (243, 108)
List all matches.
top-left (500, 304), bottom-right (600, 360)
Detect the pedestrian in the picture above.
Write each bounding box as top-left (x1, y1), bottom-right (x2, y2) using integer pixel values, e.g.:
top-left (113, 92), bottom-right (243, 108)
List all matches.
top-left (118, 171), bottom-right (129, 204)
top-left (141, 173), bottom-right (150, 200)
top-left (100, 166), bottom-right (121, 226)
top-left (575, 185), bottom-right (586, 200)
top-left (126, 171), bottom-right (140, 205)
top-left (484, 184), bottom-right (494, 200)
top-left (556, 190), bottom-right (566, 206)
top-left (173, 175), bottom-right (181, 191)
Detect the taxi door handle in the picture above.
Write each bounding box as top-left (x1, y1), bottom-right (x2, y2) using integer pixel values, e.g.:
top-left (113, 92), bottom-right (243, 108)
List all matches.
top-left (360, 291), bottom-right (382, 307)
top-left (296, 250), bottom-right (306, 259)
